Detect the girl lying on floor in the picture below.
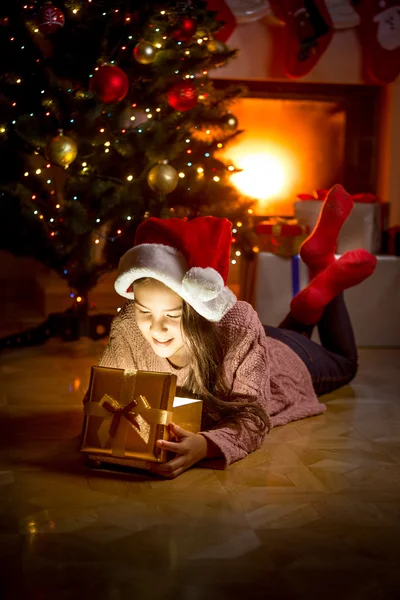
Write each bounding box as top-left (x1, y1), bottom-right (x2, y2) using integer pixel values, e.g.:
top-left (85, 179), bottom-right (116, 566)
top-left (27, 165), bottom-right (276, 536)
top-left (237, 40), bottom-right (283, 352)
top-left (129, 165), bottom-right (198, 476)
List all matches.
top-left (91, 184), bottom-right (376, 478)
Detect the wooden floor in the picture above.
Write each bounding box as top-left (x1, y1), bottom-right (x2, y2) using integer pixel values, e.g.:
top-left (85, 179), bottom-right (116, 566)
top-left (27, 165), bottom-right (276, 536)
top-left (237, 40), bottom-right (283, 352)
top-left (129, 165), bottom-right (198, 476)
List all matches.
top-left (1, 339), bottom-right (400, 600)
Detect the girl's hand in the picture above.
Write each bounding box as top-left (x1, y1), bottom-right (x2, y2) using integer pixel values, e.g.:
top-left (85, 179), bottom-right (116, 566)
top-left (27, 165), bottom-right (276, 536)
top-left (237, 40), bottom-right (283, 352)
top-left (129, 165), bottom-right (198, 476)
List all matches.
top-left (146, 423), bottom-right (208, 479)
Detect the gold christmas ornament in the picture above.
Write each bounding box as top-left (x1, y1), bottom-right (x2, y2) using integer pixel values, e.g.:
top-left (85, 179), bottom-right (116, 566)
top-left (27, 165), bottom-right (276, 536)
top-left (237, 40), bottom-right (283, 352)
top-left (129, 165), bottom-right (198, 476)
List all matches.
top-left (47, 132), bottom-right (78, 167)
top-left (207, 40), bottom-right (228, 53)
top-left (221, 113), bottom-right (238, 132)
top-left (147, 162), bottom-right (178, 195)
top-left (133, 41), bottom-right (157, 65)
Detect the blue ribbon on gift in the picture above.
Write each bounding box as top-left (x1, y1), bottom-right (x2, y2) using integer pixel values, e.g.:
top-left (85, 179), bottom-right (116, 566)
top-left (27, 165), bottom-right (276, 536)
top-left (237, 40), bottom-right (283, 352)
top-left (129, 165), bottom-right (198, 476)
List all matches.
top-left (291, 255), bottom-right (300, 297)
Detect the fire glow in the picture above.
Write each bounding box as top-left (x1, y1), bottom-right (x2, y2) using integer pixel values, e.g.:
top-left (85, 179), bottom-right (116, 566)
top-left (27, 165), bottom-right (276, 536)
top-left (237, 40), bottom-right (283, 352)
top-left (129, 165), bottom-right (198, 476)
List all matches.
top-left (227, 143), bottom-right (298, 214)
top-left (220, 96), bottom-right (345, 216)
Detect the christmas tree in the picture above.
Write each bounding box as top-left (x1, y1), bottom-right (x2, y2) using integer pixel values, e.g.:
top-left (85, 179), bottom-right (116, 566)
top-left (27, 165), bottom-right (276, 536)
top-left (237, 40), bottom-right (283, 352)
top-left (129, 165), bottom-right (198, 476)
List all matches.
top-left (0, 0), bottom-right (254, 321)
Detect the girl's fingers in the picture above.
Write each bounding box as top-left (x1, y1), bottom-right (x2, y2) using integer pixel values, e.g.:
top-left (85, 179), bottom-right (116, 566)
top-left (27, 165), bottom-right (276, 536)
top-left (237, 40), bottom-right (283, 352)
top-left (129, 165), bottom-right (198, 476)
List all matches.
top-left (148, 455), bottom-right (185, 474)
top-left (156, 439), bottom-right (183, 452)
top-left (169, 422), bottom-right (191, 438)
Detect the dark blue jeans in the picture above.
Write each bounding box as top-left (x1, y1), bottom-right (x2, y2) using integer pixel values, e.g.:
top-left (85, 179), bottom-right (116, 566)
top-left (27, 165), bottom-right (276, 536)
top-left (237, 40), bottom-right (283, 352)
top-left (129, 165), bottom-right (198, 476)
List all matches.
top-left (264, 293), bottom-right (358, 397)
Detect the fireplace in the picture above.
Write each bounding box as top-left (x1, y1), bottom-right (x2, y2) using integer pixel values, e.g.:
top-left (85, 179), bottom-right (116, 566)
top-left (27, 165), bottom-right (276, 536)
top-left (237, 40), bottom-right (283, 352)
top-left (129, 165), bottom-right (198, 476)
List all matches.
top-left (213, 80), bottom-right (383, 216)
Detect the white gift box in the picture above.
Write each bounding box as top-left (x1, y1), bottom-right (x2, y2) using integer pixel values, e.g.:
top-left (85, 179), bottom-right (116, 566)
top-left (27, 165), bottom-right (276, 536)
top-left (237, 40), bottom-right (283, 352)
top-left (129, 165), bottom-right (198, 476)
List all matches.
top-left (254, 254), bottom-right (309, 328)
top-left (294, 200), bottom-right (382, 254)
top-left (254, 253), bottom-right (400, 347)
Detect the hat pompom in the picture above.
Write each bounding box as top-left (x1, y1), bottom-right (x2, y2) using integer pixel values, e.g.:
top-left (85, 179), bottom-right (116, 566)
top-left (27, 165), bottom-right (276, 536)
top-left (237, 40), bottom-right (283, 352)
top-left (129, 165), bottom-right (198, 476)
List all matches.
top-left (182, 266), bottom-right (224, 301)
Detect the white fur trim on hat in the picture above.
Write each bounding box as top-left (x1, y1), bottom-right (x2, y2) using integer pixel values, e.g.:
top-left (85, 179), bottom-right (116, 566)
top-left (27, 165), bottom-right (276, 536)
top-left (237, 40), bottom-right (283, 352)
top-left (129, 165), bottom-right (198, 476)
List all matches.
top-left (182, 266), bottom-right (224, 301)
top-left (114, 243), bottom-right (236, 322)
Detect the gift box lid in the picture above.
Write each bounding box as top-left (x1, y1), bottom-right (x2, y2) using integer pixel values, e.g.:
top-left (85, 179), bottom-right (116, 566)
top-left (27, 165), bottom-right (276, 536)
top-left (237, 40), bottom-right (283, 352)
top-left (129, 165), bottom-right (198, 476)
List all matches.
top-left (256, 219), bottom-right (309, 236)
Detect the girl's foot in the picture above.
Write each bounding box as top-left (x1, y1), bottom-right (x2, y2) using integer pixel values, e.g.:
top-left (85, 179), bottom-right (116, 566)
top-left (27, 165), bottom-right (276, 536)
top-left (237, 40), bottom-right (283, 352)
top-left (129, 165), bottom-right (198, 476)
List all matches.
top-left (290, 249), bottom-right (377, 325)
top-left (300, 184), bottom-right (354, 278)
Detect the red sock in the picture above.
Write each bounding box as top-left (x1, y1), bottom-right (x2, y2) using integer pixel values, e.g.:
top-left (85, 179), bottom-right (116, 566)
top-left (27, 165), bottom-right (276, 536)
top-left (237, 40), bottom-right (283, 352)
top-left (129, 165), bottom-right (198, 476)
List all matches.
top-left (299, 184), bottom-right (354, 278)
top-left (290, 249), bottom-right (377, 325)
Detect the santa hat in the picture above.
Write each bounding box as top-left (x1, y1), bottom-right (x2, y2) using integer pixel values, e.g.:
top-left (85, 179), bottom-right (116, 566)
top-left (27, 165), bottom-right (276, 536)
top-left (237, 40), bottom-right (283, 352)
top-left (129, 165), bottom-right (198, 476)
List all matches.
top-left (114, 216), bottom-right (237, 322)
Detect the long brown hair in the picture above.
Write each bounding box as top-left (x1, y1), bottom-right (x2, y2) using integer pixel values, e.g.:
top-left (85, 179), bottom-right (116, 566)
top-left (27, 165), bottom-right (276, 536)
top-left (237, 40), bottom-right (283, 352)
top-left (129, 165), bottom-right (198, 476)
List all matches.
top-left (181, 301), bottom-right (269, 435)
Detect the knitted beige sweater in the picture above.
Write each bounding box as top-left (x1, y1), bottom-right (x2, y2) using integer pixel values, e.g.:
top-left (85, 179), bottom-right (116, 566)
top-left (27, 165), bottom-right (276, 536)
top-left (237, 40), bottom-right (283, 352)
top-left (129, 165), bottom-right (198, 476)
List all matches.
top-left (98, 300), bottom-right (326, 468)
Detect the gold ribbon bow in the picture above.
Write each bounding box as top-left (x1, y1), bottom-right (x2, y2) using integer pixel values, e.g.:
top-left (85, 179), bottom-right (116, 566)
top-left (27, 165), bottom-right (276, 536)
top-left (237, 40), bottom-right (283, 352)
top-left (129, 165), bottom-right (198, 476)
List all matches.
top-left (84, 375), bottom-right (173, 457)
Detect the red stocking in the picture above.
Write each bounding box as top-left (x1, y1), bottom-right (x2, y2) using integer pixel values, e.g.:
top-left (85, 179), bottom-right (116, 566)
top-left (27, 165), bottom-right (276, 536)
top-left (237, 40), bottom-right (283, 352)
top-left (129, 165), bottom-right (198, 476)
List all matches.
top-left (269, 0), bottom-right (334, 78)
top-left (353, 0), bottom-right (400, 83)
top-left (206, 0), bottom-right (237, 42)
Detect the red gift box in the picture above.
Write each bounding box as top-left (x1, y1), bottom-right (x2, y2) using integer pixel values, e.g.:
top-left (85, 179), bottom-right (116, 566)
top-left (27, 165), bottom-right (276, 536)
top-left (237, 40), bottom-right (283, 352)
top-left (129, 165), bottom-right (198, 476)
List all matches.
top-left (255, 218), bottom-right (310, 257)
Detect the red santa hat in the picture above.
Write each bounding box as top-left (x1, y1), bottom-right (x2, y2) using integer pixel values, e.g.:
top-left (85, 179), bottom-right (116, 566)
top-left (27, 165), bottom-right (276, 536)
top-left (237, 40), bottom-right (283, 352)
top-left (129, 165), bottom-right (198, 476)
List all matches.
top-left (114, 216), bottom-right (237, 322)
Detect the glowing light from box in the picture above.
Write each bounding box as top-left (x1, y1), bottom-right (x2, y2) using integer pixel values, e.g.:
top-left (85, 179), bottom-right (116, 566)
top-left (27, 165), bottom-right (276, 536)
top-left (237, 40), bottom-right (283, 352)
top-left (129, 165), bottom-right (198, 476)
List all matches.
top-left (227, 143), bottom-right (298, 213)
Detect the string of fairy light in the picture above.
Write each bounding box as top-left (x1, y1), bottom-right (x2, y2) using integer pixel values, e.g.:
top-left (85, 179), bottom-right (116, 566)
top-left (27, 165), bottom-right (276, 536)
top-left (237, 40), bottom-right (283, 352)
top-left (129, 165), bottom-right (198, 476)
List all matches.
top-left (1, 0), bottom-right (257, 307)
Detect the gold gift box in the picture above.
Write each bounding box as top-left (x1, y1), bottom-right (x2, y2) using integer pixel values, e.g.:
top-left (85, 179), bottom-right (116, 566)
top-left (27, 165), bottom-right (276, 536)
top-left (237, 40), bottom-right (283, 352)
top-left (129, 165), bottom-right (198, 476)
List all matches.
top-left (81, 366), bottom-right (203, 469)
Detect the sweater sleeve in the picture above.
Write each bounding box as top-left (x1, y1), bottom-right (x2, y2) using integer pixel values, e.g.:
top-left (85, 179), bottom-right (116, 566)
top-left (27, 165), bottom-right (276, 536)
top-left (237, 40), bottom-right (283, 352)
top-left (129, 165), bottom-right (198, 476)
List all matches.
top-left (199, 317), bottom-right (273, 469)
top-left (95, 303), bottom-right (139, 370)
top-left (98, 325), bottom-right (139, 370)
top-left (82, 316), bottom-right (137, 407)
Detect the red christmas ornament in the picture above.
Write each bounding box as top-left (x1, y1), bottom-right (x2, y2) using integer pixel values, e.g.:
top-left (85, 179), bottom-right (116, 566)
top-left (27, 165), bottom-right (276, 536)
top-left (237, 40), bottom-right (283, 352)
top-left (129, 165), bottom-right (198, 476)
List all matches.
top-left (167, 81), bottom-right (198, 112)
top-left (90, 65), bottom-right (129, 104)
top-left (38, 2), bottom-right (65, 35)
top-left (172, 16), bottom-right (197, 42)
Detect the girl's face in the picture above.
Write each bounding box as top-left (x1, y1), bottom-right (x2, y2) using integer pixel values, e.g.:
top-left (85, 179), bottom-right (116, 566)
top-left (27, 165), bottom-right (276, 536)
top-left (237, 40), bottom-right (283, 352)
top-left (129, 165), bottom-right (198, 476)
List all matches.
top-left (133, 279), bottom-right (189, 367)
